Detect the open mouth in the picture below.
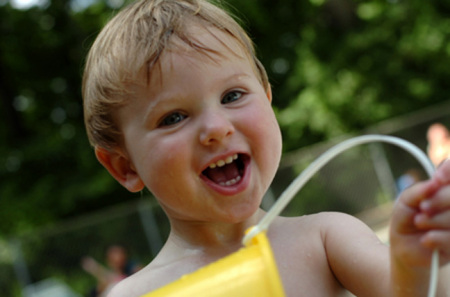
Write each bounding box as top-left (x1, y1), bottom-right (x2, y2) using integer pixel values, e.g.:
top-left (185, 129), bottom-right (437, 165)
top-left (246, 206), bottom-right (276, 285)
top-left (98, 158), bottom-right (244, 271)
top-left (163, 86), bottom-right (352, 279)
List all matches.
top-left (201, 154), bottom-right (247, 186)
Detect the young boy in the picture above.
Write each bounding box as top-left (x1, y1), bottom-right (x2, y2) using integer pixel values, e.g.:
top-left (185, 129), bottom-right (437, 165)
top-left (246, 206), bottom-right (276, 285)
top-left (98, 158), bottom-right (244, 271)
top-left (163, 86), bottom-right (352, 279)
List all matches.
top-left (82, 0), bottom-right (450, 296)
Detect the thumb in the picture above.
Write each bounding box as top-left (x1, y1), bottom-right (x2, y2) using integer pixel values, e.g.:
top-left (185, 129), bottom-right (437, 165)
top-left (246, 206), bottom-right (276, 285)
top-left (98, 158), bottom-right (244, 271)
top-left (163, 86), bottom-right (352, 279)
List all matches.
top-left (433, 159), bottom-right (450, 185)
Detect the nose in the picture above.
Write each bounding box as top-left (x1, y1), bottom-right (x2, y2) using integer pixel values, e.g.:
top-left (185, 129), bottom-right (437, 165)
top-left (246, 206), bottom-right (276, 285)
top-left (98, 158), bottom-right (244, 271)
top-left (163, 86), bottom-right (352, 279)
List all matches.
top-left (198, 112), bottom-right (235, 146)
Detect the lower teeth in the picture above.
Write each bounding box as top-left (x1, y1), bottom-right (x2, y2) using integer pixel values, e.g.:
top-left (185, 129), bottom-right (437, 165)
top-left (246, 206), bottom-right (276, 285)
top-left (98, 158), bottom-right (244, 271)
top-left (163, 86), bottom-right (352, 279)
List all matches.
top-left (219, 175), bottom-right (241, 186)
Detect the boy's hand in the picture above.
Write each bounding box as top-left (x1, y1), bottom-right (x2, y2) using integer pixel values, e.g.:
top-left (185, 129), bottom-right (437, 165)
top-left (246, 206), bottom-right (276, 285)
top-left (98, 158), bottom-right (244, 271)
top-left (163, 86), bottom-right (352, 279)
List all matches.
top-left (390, 160), bottom-right (450, 268)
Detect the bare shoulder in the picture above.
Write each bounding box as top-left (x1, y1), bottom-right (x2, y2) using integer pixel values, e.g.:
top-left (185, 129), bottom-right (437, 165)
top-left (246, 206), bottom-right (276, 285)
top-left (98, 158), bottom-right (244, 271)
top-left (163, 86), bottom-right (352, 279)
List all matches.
top-left (269, 211), bottom-right (370, 237)
top-left (282, 211), bottom-right (387, 264)
top-left (268, 212), bottom-right (389, 297)
top-left (107, 265), bottom-right (165, 297)
top-left (312, 211), bottom-right (385, 247)
top-left (267, 211), bottom-right (380, 262)
top-left (107, 248), bottom-right (208, 297)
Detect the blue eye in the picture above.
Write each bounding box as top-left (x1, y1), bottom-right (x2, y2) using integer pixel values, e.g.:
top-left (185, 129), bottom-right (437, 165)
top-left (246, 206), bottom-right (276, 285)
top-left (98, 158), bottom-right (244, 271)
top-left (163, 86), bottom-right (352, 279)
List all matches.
top-left (159, 112), bottom-right (186, 127)
top-left (221, 91), bottom-right (243, 104)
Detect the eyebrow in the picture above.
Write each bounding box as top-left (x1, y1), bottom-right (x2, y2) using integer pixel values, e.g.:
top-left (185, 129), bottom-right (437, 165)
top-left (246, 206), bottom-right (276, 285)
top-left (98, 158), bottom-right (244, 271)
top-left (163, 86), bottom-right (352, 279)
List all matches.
top-left (142, 94), bottom-right (173, 127)
top-left (142, 70), bottom-right (254, 124)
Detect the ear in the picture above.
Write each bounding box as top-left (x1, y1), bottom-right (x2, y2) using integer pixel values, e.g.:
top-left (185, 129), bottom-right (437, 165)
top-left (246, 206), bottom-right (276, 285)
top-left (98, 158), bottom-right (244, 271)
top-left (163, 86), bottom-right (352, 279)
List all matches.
top-left (95, 146), bottom-right (145, 193)
top-left (266, 85), bottom-right (273, 103)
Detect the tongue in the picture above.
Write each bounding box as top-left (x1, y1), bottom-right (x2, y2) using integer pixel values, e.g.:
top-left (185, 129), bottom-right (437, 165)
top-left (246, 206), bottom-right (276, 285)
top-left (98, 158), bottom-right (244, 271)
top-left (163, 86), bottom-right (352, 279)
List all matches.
top-left (204, 162), bottom-right (240, 184)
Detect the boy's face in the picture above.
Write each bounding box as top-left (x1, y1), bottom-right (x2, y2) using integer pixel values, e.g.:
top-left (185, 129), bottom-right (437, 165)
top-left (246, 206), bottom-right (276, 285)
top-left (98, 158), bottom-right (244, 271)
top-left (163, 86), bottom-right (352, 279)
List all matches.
top-left (102, 26), bottom-right (282, 224)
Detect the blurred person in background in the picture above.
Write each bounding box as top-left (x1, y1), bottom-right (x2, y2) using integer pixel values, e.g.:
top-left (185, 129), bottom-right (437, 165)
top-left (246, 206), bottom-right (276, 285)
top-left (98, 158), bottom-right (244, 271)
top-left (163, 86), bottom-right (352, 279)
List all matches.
top-left (427, 123), bottom-right (450, 167)
top-left (81, 245), bottom-right (141, 297)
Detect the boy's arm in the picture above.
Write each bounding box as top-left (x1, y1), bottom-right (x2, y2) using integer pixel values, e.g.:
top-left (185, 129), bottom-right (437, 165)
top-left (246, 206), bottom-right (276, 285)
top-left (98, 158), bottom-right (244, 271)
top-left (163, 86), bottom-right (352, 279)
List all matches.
top-left (390, 161), bottom-right (450, 297)
top-left (321, 212), bottom-right (391, 297)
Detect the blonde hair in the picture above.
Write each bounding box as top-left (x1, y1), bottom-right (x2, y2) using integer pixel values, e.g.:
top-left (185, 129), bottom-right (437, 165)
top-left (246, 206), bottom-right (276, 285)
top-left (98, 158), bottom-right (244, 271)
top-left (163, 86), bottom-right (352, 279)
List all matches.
top-left (82, 0), bottom-right (268, 149)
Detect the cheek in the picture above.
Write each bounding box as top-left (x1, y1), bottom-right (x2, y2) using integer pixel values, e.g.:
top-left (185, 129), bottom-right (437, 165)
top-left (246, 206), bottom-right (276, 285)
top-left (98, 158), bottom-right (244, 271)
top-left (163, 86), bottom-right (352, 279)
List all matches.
top-left (244, 102), bottom-right (282, 151)
top-left (138, 139), bottom-right (191, 196)
top-left (240, 101), bottom-right (282, 176)
top-left (260, 113), bottom-right (282, 171)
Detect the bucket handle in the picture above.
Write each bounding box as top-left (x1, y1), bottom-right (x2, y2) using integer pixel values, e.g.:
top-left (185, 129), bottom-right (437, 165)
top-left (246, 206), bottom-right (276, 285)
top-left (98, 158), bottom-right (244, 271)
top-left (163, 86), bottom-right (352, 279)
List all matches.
top-left (242, 135), bottom-right (438, 297)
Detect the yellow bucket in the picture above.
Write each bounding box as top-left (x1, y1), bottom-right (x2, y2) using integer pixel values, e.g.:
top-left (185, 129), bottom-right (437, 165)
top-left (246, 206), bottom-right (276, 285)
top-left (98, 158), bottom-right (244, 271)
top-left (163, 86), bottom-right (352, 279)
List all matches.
top-left (141, 230), bottom-right (285, 297)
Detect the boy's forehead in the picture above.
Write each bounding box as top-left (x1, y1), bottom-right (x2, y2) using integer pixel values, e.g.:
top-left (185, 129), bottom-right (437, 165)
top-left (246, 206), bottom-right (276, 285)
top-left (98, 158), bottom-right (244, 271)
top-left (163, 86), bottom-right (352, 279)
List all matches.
top-left (138, 24), bottom-right (249, 83)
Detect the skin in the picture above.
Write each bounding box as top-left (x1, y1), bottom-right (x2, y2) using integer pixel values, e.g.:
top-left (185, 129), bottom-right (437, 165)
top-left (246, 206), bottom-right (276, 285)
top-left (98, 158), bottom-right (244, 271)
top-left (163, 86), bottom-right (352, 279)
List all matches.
top-left (94, 25), bottom-right (450, 297)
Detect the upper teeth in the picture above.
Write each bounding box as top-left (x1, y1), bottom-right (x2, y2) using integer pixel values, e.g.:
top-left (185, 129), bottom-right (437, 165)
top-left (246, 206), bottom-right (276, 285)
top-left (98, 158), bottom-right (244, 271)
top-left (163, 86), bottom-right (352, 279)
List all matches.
top-left (209, 154), bottom-right (238, 169)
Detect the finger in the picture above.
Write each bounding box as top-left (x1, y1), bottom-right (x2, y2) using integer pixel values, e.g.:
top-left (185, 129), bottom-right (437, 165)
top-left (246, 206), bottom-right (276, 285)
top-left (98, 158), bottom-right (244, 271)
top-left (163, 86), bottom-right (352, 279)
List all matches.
top-left (398, 179), bottom-right (440, 209)
top-left (415, 211), bottom-right (450, 229)
top-left (392, 181), bottom-right (437, 234)
top-left (433, 159), bottom-right (450, 185)
top-left (420, 185), bottom-right (450, 215)
top-left (421, 230), bottom-right (450, 254)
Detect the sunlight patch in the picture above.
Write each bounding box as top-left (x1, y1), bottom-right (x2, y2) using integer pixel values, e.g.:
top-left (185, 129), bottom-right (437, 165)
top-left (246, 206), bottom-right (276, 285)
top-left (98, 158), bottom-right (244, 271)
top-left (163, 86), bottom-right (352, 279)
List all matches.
top-left (10, 0), bottom-right (48, 10)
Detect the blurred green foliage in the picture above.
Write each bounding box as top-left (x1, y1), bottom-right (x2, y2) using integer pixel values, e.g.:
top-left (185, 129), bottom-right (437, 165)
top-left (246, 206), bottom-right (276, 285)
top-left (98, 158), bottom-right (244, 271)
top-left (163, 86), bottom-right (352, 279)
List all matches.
top-left (0, 0), bottom-right (449, 238)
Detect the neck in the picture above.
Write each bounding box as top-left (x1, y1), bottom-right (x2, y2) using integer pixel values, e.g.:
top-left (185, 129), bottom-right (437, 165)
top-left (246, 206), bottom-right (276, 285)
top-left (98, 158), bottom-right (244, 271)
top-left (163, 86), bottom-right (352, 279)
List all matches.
top-left (167, 208), bottom-right (265, 252)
